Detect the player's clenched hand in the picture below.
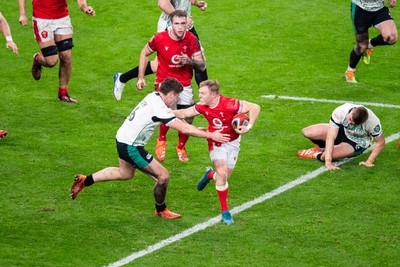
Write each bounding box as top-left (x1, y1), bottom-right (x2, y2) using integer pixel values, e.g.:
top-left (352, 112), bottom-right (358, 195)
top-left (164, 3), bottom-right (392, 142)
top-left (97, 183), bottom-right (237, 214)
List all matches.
top-left (197, 1), bottom-right (207, 11)
top-left (178, 54), bottom-right (191, 65)
top-left (83, 6), bottom-right (95, 16)
top-left (209, 129), bottom-right (230, 143)
top-left (136, 78), bottom-right (147, 90)
top-left (19, 15), bottom-right (28, 26)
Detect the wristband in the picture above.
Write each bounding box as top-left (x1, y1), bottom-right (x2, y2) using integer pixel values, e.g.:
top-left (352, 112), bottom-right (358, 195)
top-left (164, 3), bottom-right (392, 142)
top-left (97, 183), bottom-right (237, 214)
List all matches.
top-left (6, 36), bottom-right (13, 42)
top-left (247, 123), bottom-right (253, 130)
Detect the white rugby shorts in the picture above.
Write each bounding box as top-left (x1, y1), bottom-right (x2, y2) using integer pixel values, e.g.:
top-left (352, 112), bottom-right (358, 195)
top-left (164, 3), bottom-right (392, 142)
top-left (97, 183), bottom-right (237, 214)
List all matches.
top-left (210, 137), bottom-right (241, 169)
top-left (33, 16), bottom-right (73, 42)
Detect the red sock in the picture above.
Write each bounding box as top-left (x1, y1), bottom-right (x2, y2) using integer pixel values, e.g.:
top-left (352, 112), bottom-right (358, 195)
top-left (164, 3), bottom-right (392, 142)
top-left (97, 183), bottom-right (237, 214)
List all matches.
top-left (35, 53), bottom-right (41, 63)
top-left (208, 170), bottom-right (215, 180)
top-left (159, 124), bottom-right (169, 142)
top-left (58, 87), bottom-right (68, 98)
top-left (177, 131), bottom-right (189, 149)
top-left (217, 187), bottom-right (229, 212)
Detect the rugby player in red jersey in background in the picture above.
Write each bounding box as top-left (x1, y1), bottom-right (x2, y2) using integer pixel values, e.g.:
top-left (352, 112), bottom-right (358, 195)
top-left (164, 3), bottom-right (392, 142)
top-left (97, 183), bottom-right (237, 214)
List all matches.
top-left (130, 10), bottom-right (206, 163)
top-left (19, 0), bottom-right (95, 103)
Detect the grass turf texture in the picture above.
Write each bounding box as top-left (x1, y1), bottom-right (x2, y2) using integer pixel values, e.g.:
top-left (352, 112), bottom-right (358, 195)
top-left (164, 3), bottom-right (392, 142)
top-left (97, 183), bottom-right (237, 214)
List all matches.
top-left (1, 0), bottom-right (399, 266)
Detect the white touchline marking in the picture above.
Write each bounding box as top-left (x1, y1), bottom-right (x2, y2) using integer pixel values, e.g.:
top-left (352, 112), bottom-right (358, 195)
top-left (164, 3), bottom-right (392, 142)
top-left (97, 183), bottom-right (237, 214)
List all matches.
top-left (261, 95), bottom-right (400, 109)
top-left (106, 132), bottom-right (400, 267)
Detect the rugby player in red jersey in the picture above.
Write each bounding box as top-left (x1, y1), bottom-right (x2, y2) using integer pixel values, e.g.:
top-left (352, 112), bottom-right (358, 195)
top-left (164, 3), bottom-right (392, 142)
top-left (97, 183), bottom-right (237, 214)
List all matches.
top-left (174, 80), bottom-right (260, 224)
top-left (19, 0), bottom-right (95, 103)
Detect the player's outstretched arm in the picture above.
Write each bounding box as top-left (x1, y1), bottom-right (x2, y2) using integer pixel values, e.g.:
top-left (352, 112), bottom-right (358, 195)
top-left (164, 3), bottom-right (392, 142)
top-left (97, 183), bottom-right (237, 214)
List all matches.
top-left (173, 107), bottom-right (197, 119)
top-left (170, 119), bottom-right (230, 143)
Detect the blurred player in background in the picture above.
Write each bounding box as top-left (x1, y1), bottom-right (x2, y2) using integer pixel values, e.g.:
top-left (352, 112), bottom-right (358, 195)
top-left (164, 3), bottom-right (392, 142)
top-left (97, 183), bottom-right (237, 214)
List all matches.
top-left (345, 0), bottom-right (398, 83)
top-left (298, 103), bottom-right (385, 170)
top-left (1, 11), bottom-right (19, 139)
top-left (113, 0), bottom-right (208, 100)
top-left (70, 78), bottom-right (230, 219)
top-left (122, 10), bottom-right (206, 163)
top-left (0, 12), bottom-right (19, 55)
top-left (174, 80), bottom-right (261, 224)
top-left (19, 0), bottom-right (95, 103)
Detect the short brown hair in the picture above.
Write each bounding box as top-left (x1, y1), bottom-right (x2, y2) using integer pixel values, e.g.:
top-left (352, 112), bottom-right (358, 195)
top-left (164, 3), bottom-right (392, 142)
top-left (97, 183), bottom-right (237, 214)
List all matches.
top-left (159, 78), bottom-right (183, 95)
top-left (199, 80), bottom-right (220, 94)
top-left (352, 106), bottom-right (369, 125)
top-left (169, 10), bottom-right (187, 21)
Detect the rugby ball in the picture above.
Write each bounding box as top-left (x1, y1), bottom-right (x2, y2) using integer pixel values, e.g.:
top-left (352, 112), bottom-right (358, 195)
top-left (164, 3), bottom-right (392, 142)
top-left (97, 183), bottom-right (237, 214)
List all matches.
top-left (232, 113), bottom-right (249, 130)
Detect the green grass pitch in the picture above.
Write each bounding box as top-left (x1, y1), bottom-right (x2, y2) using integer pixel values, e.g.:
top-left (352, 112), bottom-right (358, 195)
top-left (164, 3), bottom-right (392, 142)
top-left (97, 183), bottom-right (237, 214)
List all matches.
top-left (1, 0), bottom-right (399, 266)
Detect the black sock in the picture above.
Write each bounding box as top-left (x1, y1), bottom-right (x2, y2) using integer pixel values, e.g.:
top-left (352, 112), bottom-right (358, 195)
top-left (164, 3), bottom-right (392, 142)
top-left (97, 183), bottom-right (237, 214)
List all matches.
top-left (120, 62), bottom-right (154, 83)
top-left (194, 68), bottom-right (208, 86)
top-left (349, 49), bottom-right (362, 69)
top-left (316, 153), bottom-right (323, 162)
top-left (84, 174), bottom-right (94, 187)
top-left (370, 34), bottom-right (387, 47)
top-left (155, 203), bottom-right (166, 212)
top-left (310, 140), bottom-right (326, 149)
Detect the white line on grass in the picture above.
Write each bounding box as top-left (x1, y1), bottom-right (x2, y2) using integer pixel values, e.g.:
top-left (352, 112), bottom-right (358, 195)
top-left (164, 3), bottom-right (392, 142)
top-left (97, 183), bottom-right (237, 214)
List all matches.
top-left (261, 95), bottom-right (400, 109)
top-left (106, 133), bottom-right (399, 267)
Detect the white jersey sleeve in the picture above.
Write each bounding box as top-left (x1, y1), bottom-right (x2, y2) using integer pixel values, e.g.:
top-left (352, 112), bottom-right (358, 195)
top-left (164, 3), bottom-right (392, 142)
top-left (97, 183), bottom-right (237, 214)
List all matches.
top-left (116, 92), bottom-right (177, 146)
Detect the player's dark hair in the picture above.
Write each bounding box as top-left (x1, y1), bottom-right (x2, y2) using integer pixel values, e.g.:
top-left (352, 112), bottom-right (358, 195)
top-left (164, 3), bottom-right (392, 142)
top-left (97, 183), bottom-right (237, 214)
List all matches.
top-left (199, 80), bottom-right (220, 94)
top-left (170, 10), bottom-right (187, 21)
top-left (352, 106), bottom-right (369, 125)
top-left (159, 78), bottom-right (183, 95)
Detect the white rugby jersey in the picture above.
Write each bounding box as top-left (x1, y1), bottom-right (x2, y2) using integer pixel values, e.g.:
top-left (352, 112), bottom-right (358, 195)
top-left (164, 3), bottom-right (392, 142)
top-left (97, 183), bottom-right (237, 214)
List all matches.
top-left (116, 92), bottom-right (177, 146)
top-left (352, 0), bottom-right (385, 12)
top-left (329, 103), bottom-right (383, 148)
top-left (158, 0), bottom-right (192, 32)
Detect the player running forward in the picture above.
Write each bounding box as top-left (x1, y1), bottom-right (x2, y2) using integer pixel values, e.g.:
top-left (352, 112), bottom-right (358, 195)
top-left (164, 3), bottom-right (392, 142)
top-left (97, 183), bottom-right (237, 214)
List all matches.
top-left (19, 0), bottom-right (95, 103)
top-left (173, 80), bottom-right (261, 224)
top-left (345, 0), bottom-right (398, 83)
top-left (70, 78), bottom-right (229, 219)
top-left (297, 103), bottom-right (385, 170)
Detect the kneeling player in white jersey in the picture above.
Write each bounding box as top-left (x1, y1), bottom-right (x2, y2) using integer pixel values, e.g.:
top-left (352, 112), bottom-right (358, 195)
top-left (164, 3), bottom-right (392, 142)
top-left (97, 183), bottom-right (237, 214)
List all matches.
top-left (70, 78), bottom-right (230, 219)
top-left (173, 80), bottom-right (261, 224)
top-left (297, 103), bottom-right (386, 170)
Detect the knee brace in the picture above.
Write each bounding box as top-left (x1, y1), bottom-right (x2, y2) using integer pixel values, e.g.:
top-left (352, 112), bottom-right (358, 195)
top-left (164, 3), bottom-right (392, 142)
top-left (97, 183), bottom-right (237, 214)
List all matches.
top-left (41, 45), bottom-right (58, 57)
top-left (56, 38), bottom-right (74, 52)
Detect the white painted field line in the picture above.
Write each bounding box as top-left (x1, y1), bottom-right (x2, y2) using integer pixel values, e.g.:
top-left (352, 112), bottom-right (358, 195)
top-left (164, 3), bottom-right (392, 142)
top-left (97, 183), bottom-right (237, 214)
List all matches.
top-left (106, 133), bottom-right (399, 267)
top-left (261, 95), bottom-right (400, 109)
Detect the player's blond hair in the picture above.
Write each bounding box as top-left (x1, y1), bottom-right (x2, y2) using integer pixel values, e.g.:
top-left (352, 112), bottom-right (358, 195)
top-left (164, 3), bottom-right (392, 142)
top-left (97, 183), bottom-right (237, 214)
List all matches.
top-left (199, 80), bottom-right (220, 94)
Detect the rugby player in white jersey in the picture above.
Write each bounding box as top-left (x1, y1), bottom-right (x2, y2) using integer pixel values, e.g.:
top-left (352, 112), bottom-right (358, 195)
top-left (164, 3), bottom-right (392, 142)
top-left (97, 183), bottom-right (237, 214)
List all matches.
top-left (70, 78), bottom-right (230, 219)
top-left (298, 103), bottom-right (386, 170)
top-left (345, 0), bottom-right (398, 83)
